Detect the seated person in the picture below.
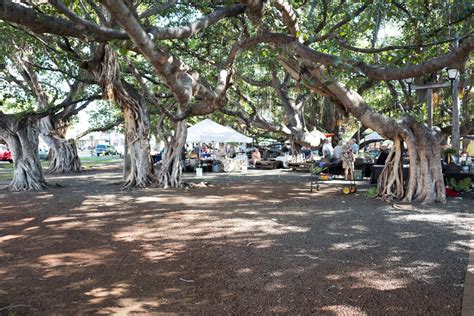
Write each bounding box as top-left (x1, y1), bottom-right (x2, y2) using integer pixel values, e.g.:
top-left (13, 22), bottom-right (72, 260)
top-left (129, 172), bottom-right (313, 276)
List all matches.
top-left (251, 148), bottom-right (261, 167)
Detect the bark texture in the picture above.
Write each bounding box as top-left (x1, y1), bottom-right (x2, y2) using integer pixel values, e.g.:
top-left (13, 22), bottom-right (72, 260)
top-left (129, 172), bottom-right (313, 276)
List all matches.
top-left (42, 132), bottom-right (81, 173)
top-left (0, 114), bottom-right (47, 191)
top-left (40, 114), bottom-right (81, 173)
top-left (89, 46), bottom-right (155, 188)
top-left (157, 119), bottom-right (187, 189)
top-left (17, 55), bottom-right (82, 174)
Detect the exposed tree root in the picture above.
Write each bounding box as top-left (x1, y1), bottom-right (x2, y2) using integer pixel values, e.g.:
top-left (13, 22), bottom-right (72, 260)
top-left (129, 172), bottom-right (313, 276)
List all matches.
top-left (45, 137), bottom-right (81, 174)
top-left (9, 159), bottom-right (48, 191)
top-left (376, 118), bottom-right (445, 204)
top-left (4, 123), bottom-right (48, 191)
top-left (158, 120), bottom-right (187, 188)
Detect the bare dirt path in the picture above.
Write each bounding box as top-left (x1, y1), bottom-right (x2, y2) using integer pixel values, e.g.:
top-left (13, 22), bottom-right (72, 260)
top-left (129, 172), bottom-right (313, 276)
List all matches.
top-left (0, 168), bottom-right (473, 314)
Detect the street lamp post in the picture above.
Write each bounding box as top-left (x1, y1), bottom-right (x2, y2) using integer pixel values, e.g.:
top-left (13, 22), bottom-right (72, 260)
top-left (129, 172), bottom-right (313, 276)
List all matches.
top-left (404, 77), bottom-right (414, 96)
top-left (447, 68), bottom-right (460, 153)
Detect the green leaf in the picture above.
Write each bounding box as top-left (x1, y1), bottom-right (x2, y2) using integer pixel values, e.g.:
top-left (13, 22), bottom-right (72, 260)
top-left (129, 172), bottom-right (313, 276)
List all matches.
top-left (188, 39), bottom-right (197, 50)
top-left (118, 47), bottom-right (128, 56)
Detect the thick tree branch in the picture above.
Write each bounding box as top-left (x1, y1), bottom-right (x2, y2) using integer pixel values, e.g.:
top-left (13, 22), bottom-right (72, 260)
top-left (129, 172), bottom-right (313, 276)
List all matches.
top-left (238, 74), bottom-right (272, 87)
top-left (274, 0), bottom-right (299, 38)
top-left (237, 32), bottom-right (474, 81)
top-left (147, 4), bottom-right (245, 40)
top-left (1, 0), bottom-right (245, 43)
top-left (48, 0), bottom-right (126, 39)
top-left (0, 0), bottom-right (111, 41)
top-left (54, 94), bottom-right (102, 121)
top-left (336, 36), bottom-right (468, 54)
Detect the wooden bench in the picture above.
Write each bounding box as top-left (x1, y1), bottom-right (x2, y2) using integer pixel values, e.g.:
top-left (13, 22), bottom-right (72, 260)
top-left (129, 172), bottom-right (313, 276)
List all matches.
top-left (255, 160), bottom-right (281, 169)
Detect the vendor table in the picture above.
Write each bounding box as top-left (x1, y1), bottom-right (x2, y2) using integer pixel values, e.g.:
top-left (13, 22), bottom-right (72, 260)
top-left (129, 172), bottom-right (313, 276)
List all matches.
top-left (444, 172), bottom-right (474, 182)
top-left (221, 156), bottom-right (247, 172)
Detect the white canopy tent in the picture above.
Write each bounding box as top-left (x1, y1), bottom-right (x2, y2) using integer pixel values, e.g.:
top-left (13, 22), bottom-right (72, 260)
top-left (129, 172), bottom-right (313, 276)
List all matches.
top-left (307, 128), bottom-right (327, 146)
top-left (363, 131), bottom-right (385, 141)
top-left (186, 119), bottom-right (252, 143)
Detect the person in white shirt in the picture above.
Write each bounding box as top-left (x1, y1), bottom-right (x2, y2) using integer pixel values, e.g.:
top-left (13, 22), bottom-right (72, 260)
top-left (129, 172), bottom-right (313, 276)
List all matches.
top-left (322, 139), bottom-right (334, 160)
top-left (333, 141), bottom-right (343, 159)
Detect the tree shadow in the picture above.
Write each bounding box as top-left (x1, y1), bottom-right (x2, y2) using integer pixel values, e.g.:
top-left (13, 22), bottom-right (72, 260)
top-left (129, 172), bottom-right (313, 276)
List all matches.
top-left (0, 169), bottom-right (472, 314)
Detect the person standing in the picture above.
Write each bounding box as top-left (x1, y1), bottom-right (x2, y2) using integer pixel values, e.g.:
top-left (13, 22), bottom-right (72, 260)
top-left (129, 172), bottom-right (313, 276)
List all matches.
top-left (341, 143), bottom-right (355, 180)
top-left (322, 139), bottom-right (334, 160)
top-left (376, 145), bottom-right (390, 165)
top-left (350, 138), bottom-right (359, 157)
top-left (333, 141), bottom-right (343, 160)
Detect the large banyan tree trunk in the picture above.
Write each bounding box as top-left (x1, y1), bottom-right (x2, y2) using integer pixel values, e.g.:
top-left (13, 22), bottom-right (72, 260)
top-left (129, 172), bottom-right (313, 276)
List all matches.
top-left (290, 62), bottom-right (446, 203)
top-left (17, 54), bottom-right (82, 174)
top-left (122, 102), bottom-right (155, 188)
top-left (90, 46), bottom-right (155, 188)
top-left (1, 116), bottom-right (47, 191)
top-left (40, 118), bottom-right (81, 174)
top-left (157, 119), bottom-right (187, 188)
top-left (376, 118), bottom-right (445, 203)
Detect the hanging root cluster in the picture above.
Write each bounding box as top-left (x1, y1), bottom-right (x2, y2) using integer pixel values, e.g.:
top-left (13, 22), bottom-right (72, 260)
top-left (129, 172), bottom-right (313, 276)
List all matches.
top-left (47, 138), bottom-right (81, 174)
top-left (158, 120), bottom-right (187, 189)
top-left (377, 118), bottom-right (445, 204)
top-left (92, 46), bottom-right (156, 189)
top-left (377, 138), bottom-right (404, 200)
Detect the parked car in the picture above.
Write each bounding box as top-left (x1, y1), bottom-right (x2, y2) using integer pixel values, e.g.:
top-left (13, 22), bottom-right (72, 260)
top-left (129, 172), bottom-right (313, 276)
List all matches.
top-left (39, 147), bottom-right (49, 160)
top-left (95, 144), bottom-right (118, 156)
top-left (0, 144), bottom-right (13, 162)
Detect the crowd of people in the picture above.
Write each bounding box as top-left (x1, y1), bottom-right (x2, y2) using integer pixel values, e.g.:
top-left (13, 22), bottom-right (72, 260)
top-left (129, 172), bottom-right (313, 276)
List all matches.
top-left (154, 138), bottom-right (395, 180)
top-left (153, 136), bottom-right (474, 182)
top-left (318, 138), bottom-right (361, 180)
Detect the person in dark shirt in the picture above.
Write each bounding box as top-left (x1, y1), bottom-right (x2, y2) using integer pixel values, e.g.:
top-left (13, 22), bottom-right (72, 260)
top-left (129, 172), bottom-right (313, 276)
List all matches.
top-left (376, 145), bottom-right (389, 165)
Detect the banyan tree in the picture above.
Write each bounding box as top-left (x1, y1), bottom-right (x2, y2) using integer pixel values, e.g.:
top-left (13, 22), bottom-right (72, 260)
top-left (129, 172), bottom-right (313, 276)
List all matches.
top-left (0, 0), bottom-right (472, 202)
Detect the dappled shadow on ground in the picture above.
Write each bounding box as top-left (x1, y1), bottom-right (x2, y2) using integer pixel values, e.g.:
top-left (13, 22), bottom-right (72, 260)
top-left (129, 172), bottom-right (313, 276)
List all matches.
top-left (0, 169), bottom-right (473, 314)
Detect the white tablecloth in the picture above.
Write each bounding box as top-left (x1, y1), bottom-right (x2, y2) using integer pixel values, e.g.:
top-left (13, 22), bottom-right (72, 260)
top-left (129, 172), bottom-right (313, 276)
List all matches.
top-left (222, 158), bottom-right (246, 172)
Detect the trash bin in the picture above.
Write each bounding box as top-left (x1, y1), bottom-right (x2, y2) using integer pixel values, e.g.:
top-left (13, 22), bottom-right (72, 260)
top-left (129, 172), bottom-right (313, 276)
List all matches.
top-left (354, 169), bottom-right (363, 180)
top-left (212, 161), bottom-right (221, 173)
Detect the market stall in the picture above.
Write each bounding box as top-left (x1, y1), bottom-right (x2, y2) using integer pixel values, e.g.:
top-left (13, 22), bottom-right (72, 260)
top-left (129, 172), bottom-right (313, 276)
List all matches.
top-left (185, 119), bottom-right (252, 173)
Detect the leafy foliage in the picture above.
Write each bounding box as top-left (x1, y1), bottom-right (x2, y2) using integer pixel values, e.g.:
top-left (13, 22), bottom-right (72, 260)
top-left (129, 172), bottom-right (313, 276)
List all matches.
top-left (448, 178), bottom-right (472, 193)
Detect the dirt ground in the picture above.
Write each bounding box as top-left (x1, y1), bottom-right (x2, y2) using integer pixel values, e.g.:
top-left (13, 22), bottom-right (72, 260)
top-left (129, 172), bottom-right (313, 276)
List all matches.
top-left (0, 166), bottom-right (473, 315)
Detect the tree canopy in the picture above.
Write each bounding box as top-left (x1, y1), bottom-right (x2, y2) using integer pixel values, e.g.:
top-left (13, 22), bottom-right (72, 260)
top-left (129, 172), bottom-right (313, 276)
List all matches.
top-left (0, 0), bottom-right (472, 201)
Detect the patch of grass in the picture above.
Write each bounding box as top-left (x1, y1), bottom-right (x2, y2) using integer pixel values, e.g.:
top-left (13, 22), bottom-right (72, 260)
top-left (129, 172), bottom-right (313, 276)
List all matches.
top-left (0, 162), bottom-right (13, 180)
top-left (0, 173), bottom-right (12, 181)
top-left (80, 156), bottom-right (123, 168)
top-left (0, 162), bottom-right (13, 169)
top-left (365, 186), bottom-right (378, 198)
top-left (80, 156), bottom-right (122, 163)
top-left (0, 156), bottom-right (123, 176)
